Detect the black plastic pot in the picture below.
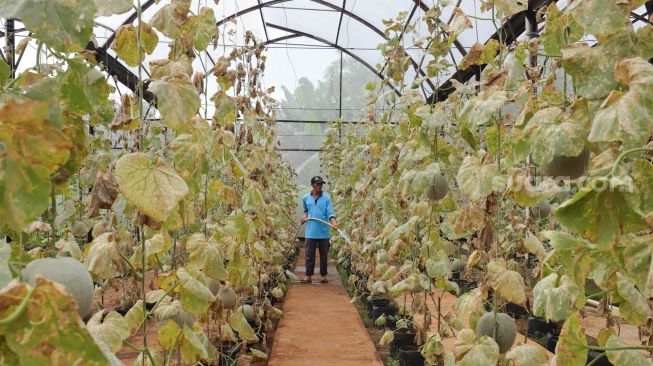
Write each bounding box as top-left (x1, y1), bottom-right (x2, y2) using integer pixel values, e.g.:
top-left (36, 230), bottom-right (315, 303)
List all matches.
top-left (546, 334), bottom-right (558, 353)
top-left (586, 350), bottom-right (613, 366)
top-left (527, 316), bottom-right (558, 338)
top-left (505, 302), bottom-right (528, 319)
top-left (367, 297), bottom-right (390, 316)
top-left (391, 330), bottom-right (417, 355)
top-left (398, 346), bottom-right (425, 366)
top-left (385, 315), bottom-right (398, 329)
top-left (452, 278), bottom-right (477, 294)
top-left (373, 304), bottom-right (397, 320)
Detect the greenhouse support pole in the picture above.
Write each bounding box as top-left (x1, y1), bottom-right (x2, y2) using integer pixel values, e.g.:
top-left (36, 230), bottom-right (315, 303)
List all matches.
top-left (339, 50), bottom-right (343, 143)
top-left (6, 19), bottom-right (14, 79)
top-left (525, 8), bottom-right (538, 187)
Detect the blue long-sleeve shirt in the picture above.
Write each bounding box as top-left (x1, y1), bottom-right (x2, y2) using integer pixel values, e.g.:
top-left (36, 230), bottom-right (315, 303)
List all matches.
top-left (302, 191), bottom-right (336, 239)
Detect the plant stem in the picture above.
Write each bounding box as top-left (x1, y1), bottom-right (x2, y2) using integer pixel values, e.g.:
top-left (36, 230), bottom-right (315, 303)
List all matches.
top-left (49, 182), bottom-right (56, 254)
top-left (610, 147), bottom-right (653, 176)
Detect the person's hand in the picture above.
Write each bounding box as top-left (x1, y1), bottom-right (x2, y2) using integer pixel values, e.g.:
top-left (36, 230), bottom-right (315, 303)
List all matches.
top-left (330, 220), bottom-right (338, 229)
top-left (300, 217), bottom-right (307, 225)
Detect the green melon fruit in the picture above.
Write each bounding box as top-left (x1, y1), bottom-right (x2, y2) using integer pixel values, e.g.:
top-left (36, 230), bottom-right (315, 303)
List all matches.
top-left (207, 278), bottom-right (221, 296)
top-left (451, 258), bottom-right (465, 273)
top-left (241, 304), bottom-right (256, 322)
top-left (541, 149), bottom-right (589, 180)
top-left (218, 287), bottom-right (237, 309)
top-left (22, 257), bottom-right (95, 318)
top-left (426, 175), bottom-right (448, 201)
top-left (530, 200), bottom-right (551, 220)
top-left (173, 310), bottom-right (196, 328)
top-left (476, 312), bottom-right (517, 353)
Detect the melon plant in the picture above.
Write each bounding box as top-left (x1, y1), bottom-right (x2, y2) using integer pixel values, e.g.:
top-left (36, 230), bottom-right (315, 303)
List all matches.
top-left (22, 257), bottom-right (95, 318)
top-left (475, 312), bottom-right (517, 354)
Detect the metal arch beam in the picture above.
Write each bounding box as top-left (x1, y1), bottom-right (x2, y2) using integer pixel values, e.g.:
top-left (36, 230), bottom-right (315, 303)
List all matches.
top-left (265, 22), bottom-right (402, 97)
top-left (427, 0), bottom-right (556, 104)
top-left (215, 0), bottom-right (435, 91)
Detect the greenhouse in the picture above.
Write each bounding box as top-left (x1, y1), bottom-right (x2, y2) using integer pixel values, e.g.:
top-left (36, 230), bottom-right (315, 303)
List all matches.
top-left (1, 0), bottom-right (653, 365)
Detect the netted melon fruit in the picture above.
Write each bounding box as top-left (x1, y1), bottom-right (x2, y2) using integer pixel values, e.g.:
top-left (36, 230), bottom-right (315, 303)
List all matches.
top-left (541, 149), bottom-right (589, 180)
top-left (426, 175), bottom-right (448, 201)
top-left (22, 257), bottom-right (95, 318)
top-left (207, 278), bottom-right (221, 296)
top-left (476, 312), bottom-right (517, 353)
top-left (451, 258), bottom-right (465, 273)
top-left (173, 310), bottom-right (196, 328)
top-left (218, 287), bottom-right (237, 309)
top-left (530, 200), bottom-right (551, 220)
top-left (241, 304), bottom-right (256, 321)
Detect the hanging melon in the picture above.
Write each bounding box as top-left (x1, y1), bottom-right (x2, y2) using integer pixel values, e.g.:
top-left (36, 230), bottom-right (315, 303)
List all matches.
top-left (476, 312), bottom-right (517, 353)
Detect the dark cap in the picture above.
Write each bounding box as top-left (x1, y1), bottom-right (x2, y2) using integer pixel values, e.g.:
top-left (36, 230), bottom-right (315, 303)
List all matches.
top-left (310, 176), bottom-right (325, 184)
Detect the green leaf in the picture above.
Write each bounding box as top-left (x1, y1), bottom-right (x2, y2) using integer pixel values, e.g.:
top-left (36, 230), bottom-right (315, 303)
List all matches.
top-left (631, 160), bottom-right (653, 215)
top-left (589, 58), bottom-right (653, 148)
top-left (555, 313), bottom-right (587, 366)
top-left (177, 267), bottom-right (216, 316)
top-left (458, 88), bottom-right (507, 129)
top-left (149, 74), bottom-right (200, 132)
top-left (0, 0), bottom-right (95, 52)
top-left (0, 59), bottom-right (10, 85)
top-left (568, 0), bottom-right (637, 37)
top-left (61, 58), bottom-right (113, 114)
top-left (0, 279), bottom-right (109, 365)
top-left (453, 329), bottom-right (500, 366)
top-left (181, 7), bottom-right (217, 50)
top-left (522, 104), bottom-right (588, 166)
top-left (622, 234), bottom-right (652, 289)
top-left (186, 233), bottom-right (227, 280)
top-left (0, 99), bottom-right (72, 231)
top-left (229, 308), bottom-right (258, 342)
top-left (84, 232), bottom-right (122, 279)
top-left (94, 0), bottom-right (132, 16)
top-left (505, 343), bottom-right (549, 366)
top-left (115, 152), bottom-right (189, 222)
top-left (555, 176), bottom-right (646, 248)
top-left (605, 334), bottom-right (651, 366)
top-left (112, 23), bottom-right (159, 67)
top-left (426, 258), bottom-right (451, 279)
top-left (87, 311), bottom-right (130, 353)
top-left (616, 272), bottom-right (651, 326)
top-left (540, 3), bottom-right (582, 56)
top-left (532, 273), bottom-right (581, 322)
top-left (456, 155), bottom-right (504, 203)
top-left (0, 240), bottom-right (11, 289)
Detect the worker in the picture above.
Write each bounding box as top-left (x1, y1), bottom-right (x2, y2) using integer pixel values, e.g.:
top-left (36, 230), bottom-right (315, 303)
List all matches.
top-left (300, 176), bottom-right (337, 284)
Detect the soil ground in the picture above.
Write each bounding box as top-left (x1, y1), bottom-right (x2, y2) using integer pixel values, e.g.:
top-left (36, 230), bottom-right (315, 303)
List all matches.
top-left (267, 246), bottom-right (383, 366)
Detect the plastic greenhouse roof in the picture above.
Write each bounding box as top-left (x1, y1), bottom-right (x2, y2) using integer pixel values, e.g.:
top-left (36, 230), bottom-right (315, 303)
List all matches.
top-left (5, 0), bottom-right (653, 118)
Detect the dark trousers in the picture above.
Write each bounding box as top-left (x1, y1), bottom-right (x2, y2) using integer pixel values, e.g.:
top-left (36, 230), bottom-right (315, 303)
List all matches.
top-left (305, 238), bottom-right (330, 276)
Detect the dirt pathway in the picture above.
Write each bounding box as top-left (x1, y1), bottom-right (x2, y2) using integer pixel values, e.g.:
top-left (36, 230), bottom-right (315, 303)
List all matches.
top-left (267, 246), bottom-right (383, 366)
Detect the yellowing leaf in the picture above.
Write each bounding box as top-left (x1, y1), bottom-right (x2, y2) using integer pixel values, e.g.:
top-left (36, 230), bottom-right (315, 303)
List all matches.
top-left (568, 0), bottom-right (636, 37)
top-left (149, 74), bottom-right (200, 132)
top-left (180, 7), bottom-right (217, 50)
top-left (453, 329), bottom-right (500, 366)
top-left (605, 334), bottom-right (651, 366)
top-left (229, 308), bottom-right (258, 342)
top-left (456, 156), bottom-right (505, 203)
top-left (84, 232), bottom-right (123, 279)
top-left (55, 233), bottom-right (82, 260)
top-left (0, 279), bottom-right (108, 365)
top-left (491, 269), bottom-right (526, 305)
top-left (505, 343), bottom-right (549, 366)
top-left (115, 153), bottom-right (189, 222)
top-left (177, 267), bottom-right (215, 316)
top-left (186, 233), bottom-right (227, 280)
top-left (540, 3), bottom-right (583, 56)
top-left (616, 272), bottom-right (652, 326)
top-left (458, 87), bottom-right (507, 129)
top-left (0, 99), bottom-right (72, 231)
top-left (112, 23), bottom-right (158, 67)
top-left (87, 311), bottom-right (130, 353)
top-left (589, 58), bottom-right (653, 148)
top-left (532, 273), bottom-right (581, 322)
top-left (555, 313), bottom-right (587, 366)
top-left (555, 176), bottom-right (646, 248)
